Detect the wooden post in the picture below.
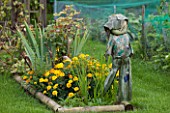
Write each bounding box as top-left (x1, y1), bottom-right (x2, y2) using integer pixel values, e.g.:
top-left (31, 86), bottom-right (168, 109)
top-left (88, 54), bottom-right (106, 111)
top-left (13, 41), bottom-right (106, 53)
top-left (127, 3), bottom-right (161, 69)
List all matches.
top-left (114, 5), bottom-right (116, 14)
top-left (24, 0), bottom-right (30, 24)
top-left (141, 5), bottom-right (147, 59)
top-left (11, 0), bottom-right (16, 27)
top-left (40, 0), bottom-right (47, 27)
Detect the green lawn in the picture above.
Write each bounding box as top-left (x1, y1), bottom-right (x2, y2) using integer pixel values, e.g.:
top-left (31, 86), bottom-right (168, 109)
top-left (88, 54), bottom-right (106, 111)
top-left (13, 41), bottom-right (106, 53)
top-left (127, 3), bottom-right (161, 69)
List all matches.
top-left (0, 40), bottom-right (170, 113)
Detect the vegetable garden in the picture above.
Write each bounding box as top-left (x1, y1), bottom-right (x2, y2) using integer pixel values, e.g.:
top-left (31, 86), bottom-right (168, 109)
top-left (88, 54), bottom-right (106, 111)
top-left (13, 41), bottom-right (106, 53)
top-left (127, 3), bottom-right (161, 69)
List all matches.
top-left (0, 0), bottom-right (170, 112)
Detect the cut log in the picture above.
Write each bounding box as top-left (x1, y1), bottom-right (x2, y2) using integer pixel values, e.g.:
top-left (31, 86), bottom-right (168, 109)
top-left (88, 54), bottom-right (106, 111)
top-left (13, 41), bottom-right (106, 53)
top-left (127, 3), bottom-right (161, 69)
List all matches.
top-left (58, 105), bottom-right (125, 112)
top-left (13, 74), bottom-right (63, 112)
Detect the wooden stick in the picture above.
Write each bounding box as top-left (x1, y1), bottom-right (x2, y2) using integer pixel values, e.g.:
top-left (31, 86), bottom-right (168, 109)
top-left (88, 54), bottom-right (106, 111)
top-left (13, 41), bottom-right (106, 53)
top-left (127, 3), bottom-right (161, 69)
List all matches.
top-left (13, 74), bottom-right (62, 112)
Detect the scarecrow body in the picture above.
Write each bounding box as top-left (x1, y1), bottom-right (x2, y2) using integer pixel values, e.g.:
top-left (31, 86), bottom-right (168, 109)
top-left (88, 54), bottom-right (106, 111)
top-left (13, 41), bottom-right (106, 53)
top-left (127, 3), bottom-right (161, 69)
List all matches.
top-left (104, 14), bottom-right (133, 103)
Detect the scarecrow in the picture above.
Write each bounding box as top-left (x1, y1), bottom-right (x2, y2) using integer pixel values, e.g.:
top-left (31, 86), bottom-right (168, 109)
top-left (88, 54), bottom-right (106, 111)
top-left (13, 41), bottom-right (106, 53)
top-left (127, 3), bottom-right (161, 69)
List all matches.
top-left (104, 14), bottom-right (134, 103)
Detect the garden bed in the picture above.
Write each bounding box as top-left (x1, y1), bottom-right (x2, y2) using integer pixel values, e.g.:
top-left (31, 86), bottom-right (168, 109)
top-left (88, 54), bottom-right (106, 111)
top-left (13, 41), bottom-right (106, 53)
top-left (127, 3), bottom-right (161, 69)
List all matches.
top-left (13, 74), bottom-right (133, 112)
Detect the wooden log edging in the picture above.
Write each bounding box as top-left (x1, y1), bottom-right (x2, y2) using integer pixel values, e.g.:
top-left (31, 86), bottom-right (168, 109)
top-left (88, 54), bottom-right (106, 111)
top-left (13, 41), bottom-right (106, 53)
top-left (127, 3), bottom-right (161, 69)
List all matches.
top-left (13, 74), bottom-right (129, 112)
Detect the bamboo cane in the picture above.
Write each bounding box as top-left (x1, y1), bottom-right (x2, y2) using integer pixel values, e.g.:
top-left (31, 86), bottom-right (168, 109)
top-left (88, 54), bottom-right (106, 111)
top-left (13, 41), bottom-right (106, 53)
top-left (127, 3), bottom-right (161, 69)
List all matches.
top-left (13, 74), bottom-right (62, 112)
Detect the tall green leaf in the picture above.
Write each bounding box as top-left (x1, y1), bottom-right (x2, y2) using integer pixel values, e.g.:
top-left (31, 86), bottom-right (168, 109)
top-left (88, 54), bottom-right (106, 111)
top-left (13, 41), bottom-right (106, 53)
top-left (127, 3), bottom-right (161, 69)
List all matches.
top-left (24, 21), bottom-right (40, 58)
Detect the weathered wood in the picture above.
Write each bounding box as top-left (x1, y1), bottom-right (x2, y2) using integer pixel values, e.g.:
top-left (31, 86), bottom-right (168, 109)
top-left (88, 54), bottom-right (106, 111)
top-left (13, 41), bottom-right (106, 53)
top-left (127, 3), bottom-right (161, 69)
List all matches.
top-left (141, 5), bottom-right (147, 59)
top-left (40, 0), bottom-right (47, 27)
top-left (13, 74), bottom-right (62, 112)
top-left (24, 0), bottom-right (30, 24)
top-left (58, 105), bottom-right (125, 112)
top-left (11, 0), bottom-right (16, 27)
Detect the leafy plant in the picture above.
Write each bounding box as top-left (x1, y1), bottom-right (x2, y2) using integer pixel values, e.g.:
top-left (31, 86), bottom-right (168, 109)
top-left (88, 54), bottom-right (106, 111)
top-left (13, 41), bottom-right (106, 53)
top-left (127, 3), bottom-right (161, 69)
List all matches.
top-left (17, 21), bottom-right (56, 74)
top-left (22, 53), bottom-right (115, 106)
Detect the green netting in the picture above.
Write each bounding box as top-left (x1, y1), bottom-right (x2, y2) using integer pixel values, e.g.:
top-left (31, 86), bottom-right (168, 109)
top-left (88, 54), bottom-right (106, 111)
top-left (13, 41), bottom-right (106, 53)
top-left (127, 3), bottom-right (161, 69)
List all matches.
top-left (54, 0), bottom-right (170, 42)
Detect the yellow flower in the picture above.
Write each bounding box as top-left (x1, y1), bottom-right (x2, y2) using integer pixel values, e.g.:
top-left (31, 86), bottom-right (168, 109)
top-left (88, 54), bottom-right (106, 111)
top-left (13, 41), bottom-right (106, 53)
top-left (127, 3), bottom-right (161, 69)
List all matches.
top-left (63, 59), bottom-right (71, 63)
top-left (59, 72), bottom-right (65, 77)
top-left (109, 63), bottom-right (112, 69)
top-left (88, 61), bottom-right (93, 66)
top-left (44, 71), bottom-right (50, 77)
top-left (68, 74), bottom-right (73, 79)
top-left (102, 64), bottom-right (107, 69)
top-left (55, 63), bottom-right (64, 69)
top-left (53, 84), bottom-right (59, 89)
top-left (49, 68), bottom-right (55, 74)
top-left (68, 92), bottom-right (75, 98)
top-left (47, 85), bottom-right (52, 91)
top-left (43, 90), bottom-right (47, 94)
top-left (52, 76), bottom-right (57, 81)
top-left (87, 73), bottom-right (93, 78)
top-left (56, 47), bottom-right (59, 52)
top-left (28, 70), bottom-right (34, 75)
top-left (79, 54), bottom-right (85, 59)
top-left (88, 86), bottom-right (91, 89)
top-left (85, 54), bottom-right (89, 57)
top-left (96, 63), bottom-right (101, 67)
top-left (68, 80), bottom-right (73, 84)
top-left (54, 70), bottom-right (60, 75)
top-left (39, 78), bottom-right (44, 82)
top-left (116, 70), bottom-right (119, 77)
top-left (23, 76), bottom-right (28, 80)
top-left (52, 90), bottom-right (58, 96)
top-left (44, 78), bottom-right (48, 82)
top-left (66, 64), bottom-right (71, 69)
top-left (72, 57), bottom-right (78, 61)
top-left (73, 76), bottom-right (78, 81)
top-left (74, 87), bottom-right (79, 92)
top-left (34, 82), bottom-right (37, 85)
top-left (66, 83), bottom-right (72, 88)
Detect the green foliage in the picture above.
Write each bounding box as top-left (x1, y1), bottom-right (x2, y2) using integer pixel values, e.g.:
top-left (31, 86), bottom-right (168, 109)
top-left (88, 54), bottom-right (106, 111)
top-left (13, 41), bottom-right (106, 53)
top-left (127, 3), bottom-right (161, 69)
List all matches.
top-left (22, 53), bottom-right (114, 106)
top-left (17, 21), bottom-right (56, 74)
top-left (72, 29), bottom-right (89, 56)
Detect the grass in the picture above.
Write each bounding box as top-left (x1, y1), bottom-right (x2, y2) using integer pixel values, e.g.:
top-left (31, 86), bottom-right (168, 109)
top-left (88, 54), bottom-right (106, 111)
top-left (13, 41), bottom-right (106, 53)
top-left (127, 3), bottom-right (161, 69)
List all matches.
top-left (0, 40), bottom-right (170, 113)
top-left (0, 72), bottom-right (53, 113)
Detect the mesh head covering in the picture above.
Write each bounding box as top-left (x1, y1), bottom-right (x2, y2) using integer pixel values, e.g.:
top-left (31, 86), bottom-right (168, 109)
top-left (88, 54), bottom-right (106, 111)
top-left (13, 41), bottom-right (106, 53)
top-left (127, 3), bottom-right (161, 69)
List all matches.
top-left (104, 14), bottom-right (128, 30)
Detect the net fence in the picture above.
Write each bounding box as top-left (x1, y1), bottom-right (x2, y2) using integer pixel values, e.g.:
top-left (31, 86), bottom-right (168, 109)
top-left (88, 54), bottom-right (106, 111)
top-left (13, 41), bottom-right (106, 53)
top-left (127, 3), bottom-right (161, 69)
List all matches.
top-left (53, 0), bottom-right (170, 54)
